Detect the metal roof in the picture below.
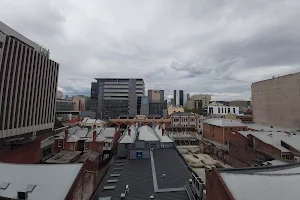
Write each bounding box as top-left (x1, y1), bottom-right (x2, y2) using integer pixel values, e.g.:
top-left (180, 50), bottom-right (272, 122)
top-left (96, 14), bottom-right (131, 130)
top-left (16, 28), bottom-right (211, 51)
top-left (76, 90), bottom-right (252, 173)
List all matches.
top-left (138, 126), bottom-right (159, 141)
top-left (238, 131), bottom-right (296, 153)
top-left (118, 125), bottom-right (137, 144)
top-left (154, 126), bottom-right (174, 143)
top-left (203, 118), bottom-right (246, 127)
top-left (94, 148), bottom-right (191, 200)
top-left (219, 163), bottom-right (300, 200)
top-left (0, 163), bottom-right (82, 200)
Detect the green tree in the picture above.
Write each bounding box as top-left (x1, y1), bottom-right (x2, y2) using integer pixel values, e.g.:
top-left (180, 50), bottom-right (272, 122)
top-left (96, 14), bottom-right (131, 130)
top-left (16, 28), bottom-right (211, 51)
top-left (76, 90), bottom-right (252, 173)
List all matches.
top-left (184, 107), bottom-right (203, 115)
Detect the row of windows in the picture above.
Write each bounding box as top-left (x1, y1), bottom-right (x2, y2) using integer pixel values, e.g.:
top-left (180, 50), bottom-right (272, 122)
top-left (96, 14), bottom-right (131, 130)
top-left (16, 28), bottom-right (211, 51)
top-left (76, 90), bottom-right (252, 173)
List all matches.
top-left (0, 37), bottom-right (58, 131)
top-left (218, 107), bottom-right (236, 114)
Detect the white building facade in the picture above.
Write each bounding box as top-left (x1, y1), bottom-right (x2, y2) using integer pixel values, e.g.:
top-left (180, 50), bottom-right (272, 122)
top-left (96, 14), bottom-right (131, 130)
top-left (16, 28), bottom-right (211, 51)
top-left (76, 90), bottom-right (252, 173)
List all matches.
top-left (207, 106), bottom-right (240, 116)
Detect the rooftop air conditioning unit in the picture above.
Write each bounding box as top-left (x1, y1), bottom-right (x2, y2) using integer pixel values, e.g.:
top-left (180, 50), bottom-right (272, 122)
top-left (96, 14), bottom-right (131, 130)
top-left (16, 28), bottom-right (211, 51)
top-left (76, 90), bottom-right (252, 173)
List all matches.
top-left (160, 145), bottom-right (165, 149)
top-left (17, 191), bottom-right (28, 200)
top-left (294, 156), bottom-right (300, 162)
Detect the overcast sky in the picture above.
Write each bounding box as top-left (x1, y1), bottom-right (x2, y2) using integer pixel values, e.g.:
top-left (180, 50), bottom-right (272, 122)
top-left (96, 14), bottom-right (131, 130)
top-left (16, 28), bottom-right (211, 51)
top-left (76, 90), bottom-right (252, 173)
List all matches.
top-left (1, 0), bottom-right (300, 101)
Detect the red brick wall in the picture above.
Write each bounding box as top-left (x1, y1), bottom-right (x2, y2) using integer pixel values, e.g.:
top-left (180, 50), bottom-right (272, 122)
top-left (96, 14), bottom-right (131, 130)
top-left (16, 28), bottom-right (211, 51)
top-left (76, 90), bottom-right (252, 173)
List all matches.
top-left (229, 131), bottom-right (249, 146)
top-left (0, 139), bottom-right (42, 164)
top-left (65, 142), bottom-right (80, 152)
top-left (253, 136), bottom-right (282, 157)
top-left (54, 139), bottom-right (64, 154)
top-left (206, 168), bottom-right (234, 200)
top-left (203, 123), bottom-right (247, 144)
top-left (228, 142), bottom-right (257, 164)
top-left (86, 142), bottom-right (103, 153)
top-left (65, 160), bottom-right (98, 200)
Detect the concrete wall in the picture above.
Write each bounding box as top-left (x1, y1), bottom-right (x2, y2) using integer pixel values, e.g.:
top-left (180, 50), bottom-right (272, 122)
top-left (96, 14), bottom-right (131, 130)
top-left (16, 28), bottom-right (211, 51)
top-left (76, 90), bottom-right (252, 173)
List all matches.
top-left (128, 79), bottom-right (137, 116)
top-left (0, 31), bottom-right (59, 139)
top-left (252, 72), bottom-right (300, 128)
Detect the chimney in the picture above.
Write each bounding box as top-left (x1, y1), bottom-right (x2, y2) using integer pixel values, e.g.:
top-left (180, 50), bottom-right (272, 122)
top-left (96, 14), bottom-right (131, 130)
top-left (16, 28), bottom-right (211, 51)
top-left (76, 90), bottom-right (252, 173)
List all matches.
top-left (162, 128), bottom-right (165, 136)
top-left (64, 129), bottom-right (69, 141)
top-left (93, 131), bottom-right (97, 142)
top-left (128, 128), bottom-right (131, 136)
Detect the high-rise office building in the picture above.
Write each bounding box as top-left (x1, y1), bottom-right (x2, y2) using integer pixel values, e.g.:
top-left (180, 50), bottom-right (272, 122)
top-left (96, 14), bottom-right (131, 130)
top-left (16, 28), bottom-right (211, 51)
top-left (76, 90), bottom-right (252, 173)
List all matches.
top-left (173, 90), bottom-right (184, 106)
top-left (147, 90), bottom-right (167, 117)
top-left (0, 21), bottom-right (59, 140)
top-left (91, 78), bottom-right (144, 119)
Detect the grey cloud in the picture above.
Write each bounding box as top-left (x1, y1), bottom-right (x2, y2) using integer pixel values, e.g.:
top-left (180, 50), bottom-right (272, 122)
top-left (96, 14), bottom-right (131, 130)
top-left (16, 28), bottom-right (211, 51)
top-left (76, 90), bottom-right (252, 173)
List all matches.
top-left (1, 0), bottom-right (300, 100)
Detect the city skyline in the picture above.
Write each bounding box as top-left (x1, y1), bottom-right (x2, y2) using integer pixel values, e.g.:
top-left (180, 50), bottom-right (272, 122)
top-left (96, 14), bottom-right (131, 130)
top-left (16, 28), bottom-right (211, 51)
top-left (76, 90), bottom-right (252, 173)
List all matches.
top-left (1, 1), bottom-right (300, 101)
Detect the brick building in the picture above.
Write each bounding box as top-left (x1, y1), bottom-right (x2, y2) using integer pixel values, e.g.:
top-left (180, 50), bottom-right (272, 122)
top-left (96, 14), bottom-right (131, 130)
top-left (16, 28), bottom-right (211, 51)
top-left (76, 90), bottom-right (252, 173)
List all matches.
top-left (171, 112), bottom-right (198, 128)
top-left (233, 131), bottom-right (300, 160)
top-left (202, 118), bottom-right (247, 145)
top-left (206, 163), bottom-right (300, 200)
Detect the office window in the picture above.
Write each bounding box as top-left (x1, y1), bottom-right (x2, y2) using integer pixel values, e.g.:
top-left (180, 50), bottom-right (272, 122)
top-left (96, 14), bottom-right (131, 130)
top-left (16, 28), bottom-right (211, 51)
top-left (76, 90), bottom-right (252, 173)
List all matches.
top-left (222, 108), bottom-right (224, 113)
top-left (85, 144), bottom-right (89, 150)
top-left (213, 134), bottom-right (214, 138)
top-left (218, 108), bottom-right (220, 113)
top-left (58, 140), bottom-right (62, 147)
top-left (233, 108), bottom-right (236, 113)
top-left (150, 143), bottom-right (157, 148)
top-left (228, 108), bottom-right (230, 113)
top-left (0, 41), bottom-right (2, 48)
top-left (70, 144), bottom-right (74, 150)
top-left (125, 144), bottom-right (129, 149)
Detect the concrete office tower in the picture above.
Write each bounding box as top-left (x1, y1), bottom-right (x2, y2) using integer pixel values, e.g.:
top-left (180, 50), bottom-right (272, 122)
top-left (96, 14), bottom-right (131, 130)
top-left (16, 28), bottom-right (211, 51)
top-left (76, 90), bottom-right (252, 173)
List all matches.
top-left (91, 78), bottom-right (144, 119)
top-left (148, 90), bottom-right (167, 117)
top-left (148, 90), bottom-right (164, 102)
top-left (173, 90), bottom-right (184, 106)
top-left (252, 72), bottom-right (300, 128)
top-left (0, 21), bottom-right (59, 139)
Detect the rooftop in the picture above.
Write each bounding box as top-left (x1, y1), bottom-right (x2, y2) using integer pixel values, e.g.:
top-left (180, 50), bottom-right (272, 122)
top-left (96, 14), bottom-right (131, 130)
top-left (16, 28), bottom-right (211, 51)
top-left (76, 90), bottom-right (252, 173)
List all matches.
top-left (245, 123), bottom-right (293, 132)
top-left (138, 126), bottom-right (160, 141)
top-left (44, 151), bottom-right (82, 164)
top-left (0, 163), bottom-right (82, 200)
top-left (154, 126), bottom-right (174, 143)
top-left (118, 125), bottom-right (138, 144)
top-left (238, 131), bottom-right (300, 153)
top-left (203, 118), bottom-right (246, 127)
top-left (171, 112), bottom-right (196, 116)
top-left (94, 148), bottom-right (191, 200)
top-left (218, 163), bottom-right (300, 200)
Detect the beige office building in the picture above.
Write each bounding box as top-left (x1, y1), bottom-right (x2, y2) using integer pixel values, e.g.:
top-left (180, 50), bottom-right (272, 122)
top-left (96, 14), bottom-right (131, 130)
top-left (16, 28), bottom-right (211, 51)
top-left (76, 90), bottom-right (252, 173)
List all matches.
top-left (185, 94), bottom-right (211, 109)
top-left (0, 21), bottom-right (59, 139)
top-left (252, 72), bottom-right (300, 128)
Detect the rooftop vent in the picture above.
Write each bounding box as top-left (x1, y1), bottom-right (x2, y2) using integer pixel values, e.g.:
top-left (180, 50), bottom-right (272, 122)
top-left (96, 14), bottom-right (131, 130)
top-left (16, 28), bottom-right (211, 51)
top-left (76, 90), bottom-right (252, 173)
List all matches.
top-left (110, 174), bottom-right (120, 177)
top-left (125, 184), bottom-right (129, 194)
top-left (0, 182), bottom-right (10, 190)
top-left (17, 191), bottom-right (28, 200)
top-left (107, 179), bottom-right (118, 183)
top-left (25, 184), bottom-right (36, 192)
top-left (120, 193), bottom-right (126, 199)
top-left (103, 186), bottom-right (116, 190)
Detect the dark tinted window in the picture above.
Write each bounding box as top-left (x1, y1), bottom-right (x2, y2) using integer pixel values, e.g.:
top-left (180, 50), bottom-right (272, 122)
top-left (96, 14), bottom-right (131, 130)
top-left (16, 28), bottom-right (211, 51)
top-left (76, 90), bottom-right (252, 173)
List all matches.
top-left (0, 41), bottom-right (3, 48)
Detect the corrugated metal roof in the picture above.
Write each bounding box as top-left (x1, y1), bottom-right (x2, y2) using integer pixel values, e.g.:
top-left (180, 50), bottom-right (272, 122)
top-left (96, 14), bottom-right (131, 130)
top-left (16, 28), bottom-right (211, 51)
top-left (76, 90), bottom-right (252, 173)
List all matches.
top-left (138, 126), bottom-right (159, 141)
top-left (219, 164), bottom-right (300, 200)
top-left (203, 118), bottom-right (246, 127)
top-left (118, 125), bottom-right (137, 144)
top-left (0, 163), bottom-right (82, 200)
top-left (154, 126), bottom-right (173, 143)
